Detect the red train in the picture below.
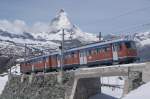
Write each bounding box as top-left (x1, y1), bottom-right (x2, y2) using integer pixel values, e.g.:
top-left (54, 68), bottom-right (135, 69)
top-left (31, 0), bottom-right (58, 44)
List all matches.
top-left (20, 39), bottom-right (138, 74)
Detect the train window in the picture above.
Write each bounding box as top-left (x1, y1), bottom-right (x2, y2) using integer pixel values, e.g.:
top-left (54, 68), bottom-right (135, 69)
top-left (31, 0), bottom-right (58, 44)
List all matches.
top-left (74, 54), bottom-right (77, 58)
top-left (91, 49), bottom-right (96, 54)
top-left (66, 54), bottom-right (69, 58)
top-left (88, 50), bottom-right (92, 55)
top-left (46, 57), bottom-right (49, 62)
top-left (73, 52), bottom-right (77, 58)
top-left (117, 43), bottom-right (122, 51)
top-left (71, 52), bottom-right (74, 57)
top-left (51, 56), bottom-right (54, 59)
top-left (113, 43), bottom-right (122, 51)
top-left (125, 42), bottom-right (132, 48)
top-left (99, 48), bottom-right (103, 53)
top-left (105, 47), bottom-right (109, 51)
top-left (91, 50), bottom-right (94, 54)
top-left (80, 52), bottom-right (82, 56)
top-left (125, 42), bottom-right (136, 49)
top-left (86, 51), bottom-right (89, 56)
top-left (101, 47), bottom-right (108, 52)
top-left (119, 44), bottom-right (122, 50)
top-left (96, 48), bottom-right (100, 53)
top-left (105, 48), bottom-right (108, 52)
top-left (57, 55), bottom-right (60, 61)
top-left (131, 42), bottom-right (136, 49)
top-left (64, 55), bottom-right (67, 59)
top-left (68, 54), bottom-right (71, 58)
top-left (94, 49), bottom-right (97, 54)
top-left (100, 48), bottom-right (105, 53)
top-left (39, 59), bottom-right (42, 63)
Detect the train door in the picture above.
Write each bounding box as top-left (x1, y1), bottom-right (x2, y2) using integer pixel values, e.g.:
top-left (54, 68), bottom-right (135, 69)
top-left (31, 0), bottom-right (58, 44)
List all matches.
top-left (57, 55), bottom-right (61, 68)
top-left (44, 57), bottom-right (47, 70)
top-left (79, 50), bottom-right (87, 64)
top-left (112, 43), bottom-right (118, 61)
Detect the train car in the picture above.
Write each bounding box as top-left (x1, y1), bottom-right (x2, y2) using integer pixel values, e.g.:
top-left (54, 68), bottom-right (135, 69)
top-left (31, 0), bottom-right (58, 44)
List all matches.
top-left (20, 39), bottom-right (138, 74)
top-left (20, 60), bottom-right (32, 74)
top-left (64, 39), bottom-right (137, 67)
top-left (63, 50), bottom-right (80, 69)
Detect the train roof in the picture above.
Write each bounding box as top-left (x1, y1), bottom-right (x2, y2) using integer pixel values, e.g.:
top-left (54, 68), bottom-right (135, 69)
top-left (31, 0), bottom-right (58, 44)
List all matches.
top-left (66, 38), bottom-right (133, 52)
top-left (25, 52), bottom-right (59, 62)
top-left (24, 39), bottom-right (134, 62)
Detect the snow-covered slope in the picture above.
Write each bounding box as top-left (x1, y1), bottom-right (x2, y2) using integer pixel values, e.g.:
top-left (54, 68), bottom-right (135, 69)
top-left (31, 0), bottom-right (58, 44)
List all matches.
top-left (0, 64), bottom-right (20, 95)
top-left (0, 75), bottom-right (8, 95)
top-left (123, 82), bottom-right (150, 99)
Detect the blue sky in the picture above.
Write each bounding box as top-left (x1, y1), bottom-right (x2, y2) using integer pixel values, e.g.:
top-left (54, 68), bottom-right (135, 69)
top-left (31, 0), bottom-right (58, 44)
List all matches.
top-left (0, 0), bottom-right (150, 35)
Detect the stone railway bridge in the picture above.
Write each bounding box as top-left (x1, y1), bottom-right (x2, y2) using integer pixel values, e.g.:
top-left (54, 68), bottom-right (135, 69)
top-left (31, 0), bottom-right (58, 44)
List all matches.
top-left (1, 62), bottom-right (150, 99)
top-left (66, 63), bottom-right (147, 99)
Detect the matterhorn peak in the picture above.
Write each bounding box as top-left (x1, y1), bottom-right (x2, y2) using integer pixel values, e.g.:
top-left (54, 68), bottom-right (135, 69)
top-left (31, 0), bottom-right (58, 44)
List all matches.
top-left (58, 9), bottom-right (65, 14)
top-left (50, 9), bottom-right (72, 31)
top-left (33, 9), bottom-right (98, 43)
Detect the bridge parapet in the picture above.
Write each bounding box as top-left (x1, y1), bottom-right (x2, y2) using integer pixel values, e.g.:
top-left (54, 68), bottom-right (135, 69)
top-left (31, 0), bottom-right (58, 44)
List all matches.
top-left (75, 63), bottom-right (146, 77)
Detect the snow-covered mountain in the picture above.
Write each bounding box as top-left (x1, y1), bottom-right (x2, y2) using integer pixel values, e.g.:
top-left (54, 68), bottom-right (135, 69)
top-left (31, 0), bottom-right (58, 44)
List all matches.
top-left (132, 32), bottom-right (150, 61)
top-left (0, 29), bottom-right (59, 57)
top-left (133, 32), bottom-right (150, 46)
top-left (103, 31), bottom-right (150, 47)
top-left (32, 9), bottom-right (98, 43)
top-left (0, 9), bottom-right (98, 58)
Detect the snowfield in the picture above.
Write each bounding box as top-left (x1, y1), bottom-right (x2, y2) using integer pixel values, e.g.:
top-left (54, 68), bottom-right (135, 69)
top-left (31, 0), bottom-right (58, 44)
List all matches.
top-left (0, 64), bottom-right (20, 95)
top-left (123, 82), bottom-right (150, 99)
top-left (0, 75), bottom-right (8, 95)
top-left (89, 76), bottom-right (125, 99)
top-left (101, 76), bottom-right (124, 98)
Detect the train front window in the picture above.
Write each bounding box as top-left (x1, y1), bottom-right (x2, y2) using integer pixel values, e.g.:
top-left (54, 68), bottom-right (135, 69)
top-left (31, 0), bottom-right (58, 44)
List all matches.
top-left (125, 42), bottom-right (136, 49)
top-left (113, 43), bottom-right (122, 51)
top-left (131, 42), bottom-right (136, 49)
top-left (117, 43), bottom-right (122, 51)
top-left (125, 42), bottom-right (131, 48)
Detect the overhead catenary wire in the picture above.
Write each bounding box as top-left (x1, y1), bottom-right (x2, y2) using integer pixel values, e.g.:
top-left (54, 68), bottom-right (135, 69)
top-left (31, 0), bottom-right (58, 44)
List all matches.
top-left (97, 6), bottom-right (150, 23)
top-left (112, 21), bottom-right (150, 34)
top-left (94, 6), bottom-right (150, 35)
